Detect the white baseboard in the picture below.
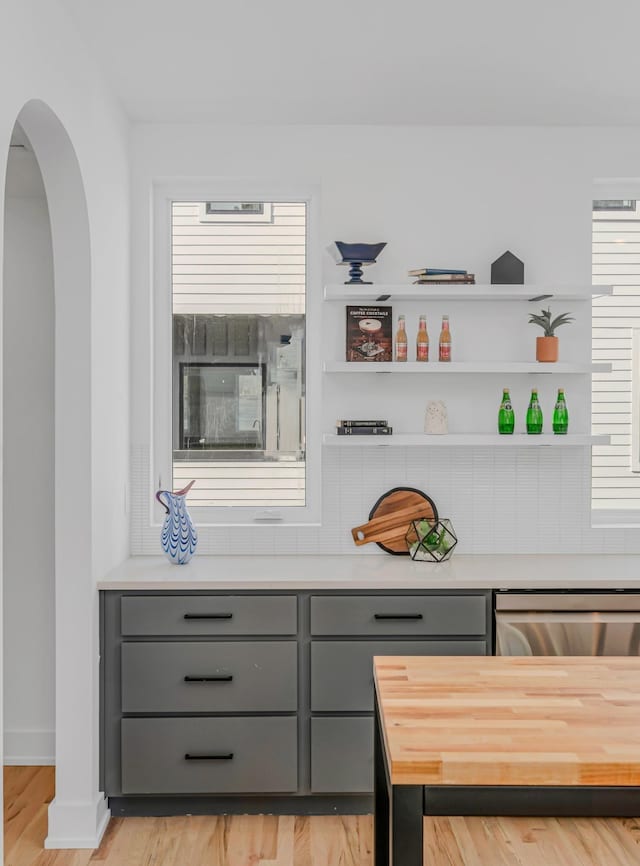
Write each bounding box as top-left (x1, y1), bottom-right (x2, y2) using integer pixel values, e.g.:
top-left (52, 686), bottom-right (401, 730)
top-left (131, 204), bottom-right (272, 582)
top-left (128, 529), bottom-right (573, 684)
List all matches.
top-left (45, 793), bottom-right (110, 849)
top-left (3, 729), bottom-right (54, 765)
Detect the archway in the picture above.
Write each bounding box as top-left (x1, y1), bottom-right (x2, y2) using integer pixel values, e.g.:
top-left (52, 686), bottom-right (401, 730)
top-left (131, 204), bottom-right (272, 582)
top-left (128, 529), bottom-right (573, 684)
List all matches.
top-left (1, 100), bottom-right (106, 849)
top-left (3, 119), bottom-right (56, 849)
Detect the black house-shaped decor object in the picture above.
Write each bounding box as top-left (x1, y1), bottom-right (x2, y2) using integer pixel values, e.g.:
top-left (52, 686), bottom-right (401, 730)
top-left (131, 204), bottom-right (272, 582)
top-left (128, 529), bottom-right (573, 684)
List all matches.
top-left (491, 251), bottom-right (524, 285)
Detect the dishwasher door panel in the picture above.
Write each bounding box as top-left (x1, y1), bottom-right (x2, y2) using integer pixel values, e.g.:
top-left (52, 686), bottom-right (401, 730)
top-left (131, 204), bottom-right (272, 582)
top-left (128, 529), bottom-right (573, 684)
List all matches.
top-left (495, 612), bottom-right (640, 656)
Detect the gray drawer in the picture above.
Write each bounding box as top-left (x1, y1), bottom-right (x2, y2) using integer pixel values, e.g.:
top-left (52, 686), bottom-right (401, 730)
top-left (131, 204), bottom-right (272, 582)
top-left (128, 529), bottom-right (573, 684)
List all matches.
top-left (310, 594), bottom-right (486, 636)
top-left (311, 717), bottom-right (373, 793)
top-left (311, 639), bottom-right (486, 712)
top-left (121, 717), bottom-right (297, 794)
top-left (122, 641), bottom-right (297, 713)
top-left (121, 595), bottom-right (297, 636)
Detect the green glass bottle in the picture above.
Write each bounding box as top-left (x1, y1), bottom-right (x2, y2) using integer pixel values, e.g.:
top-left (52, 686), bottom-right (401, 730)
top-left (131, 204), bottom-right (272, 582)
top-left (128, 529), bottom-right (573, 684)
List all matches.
top-left (552, 388), bottom-right (568, 434)
top-left (526, 388), bottom-right (543, 434)
top-left (498, 388), bottom-right (515, 434)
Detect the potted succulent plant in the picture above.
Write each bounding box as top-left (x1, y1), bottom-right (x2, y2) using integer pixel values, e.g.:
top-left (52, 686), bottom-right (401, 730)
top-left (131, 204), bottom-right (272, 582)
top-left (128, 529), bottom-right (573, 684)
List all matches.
top-left (528, 307), bottom-right (574, 362)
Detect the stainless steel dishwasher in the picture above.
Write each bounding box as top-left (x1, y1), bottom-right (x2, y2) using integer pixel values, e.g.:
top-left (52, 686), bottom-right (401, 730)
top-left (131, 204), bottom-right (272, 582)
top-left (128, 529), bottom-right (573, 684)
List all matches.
top-left (495, 592), bottom-right (640, 656)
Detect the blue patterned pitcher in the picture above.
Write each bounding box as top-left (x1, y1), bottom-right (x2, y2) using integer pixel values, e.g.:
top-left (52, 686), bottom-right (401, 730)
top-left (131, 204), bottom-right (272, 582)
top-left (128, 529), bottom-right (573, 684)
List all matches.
top-left (155, 480), bottom-right (198, 564)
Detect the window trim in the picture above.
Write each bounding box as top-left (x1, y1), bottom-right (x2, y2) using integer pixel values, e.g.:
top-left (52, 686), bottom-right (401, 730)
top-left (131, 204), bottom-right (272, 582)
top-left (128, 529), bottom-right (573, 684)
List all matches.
top-left (152, 180), bottom-right (321, 526)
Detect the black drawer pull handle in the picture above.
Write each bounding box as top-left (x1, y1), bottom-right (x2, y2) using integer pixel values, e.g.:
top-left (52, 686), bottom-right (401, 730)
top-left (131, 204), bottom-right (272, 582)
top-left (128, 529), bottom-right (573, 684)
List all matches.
top-left (183, 613), bottom-right (233, 620)
top-left (184, 675), bottom-right (233, 683)
top-left (184, 752), bottom-right (234, 761)
top-left (374, 613), bottom-right (423, 620)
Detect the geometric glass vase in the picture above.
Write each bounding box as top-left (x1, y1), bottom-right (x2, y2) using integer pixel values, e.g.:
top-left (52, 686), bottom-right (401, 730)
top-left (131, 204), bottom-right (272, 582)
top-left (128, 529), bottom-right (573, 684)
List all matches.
top-left (405, 517), bottom-right (457, 562)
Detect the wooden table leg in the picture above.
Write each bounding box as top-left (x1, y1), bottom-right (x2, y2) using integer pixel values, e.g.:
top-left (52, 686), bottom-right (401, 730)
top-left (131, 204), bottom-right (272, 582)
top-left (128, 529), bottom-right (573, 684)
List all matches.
top-left (375, 697), bottom-right (424, 866)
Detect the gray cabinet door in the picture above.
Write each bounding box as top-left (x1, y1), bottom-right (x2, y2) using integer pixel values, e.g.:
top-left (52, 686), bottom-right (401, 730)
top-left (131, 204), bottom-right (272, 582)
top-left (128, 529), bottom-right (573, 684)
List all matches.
top-left (310, 594), bottom-right (486, 636)
top-left (311, 639), bottom-right (486, 712)
top-left (121, 595), bottom-right (297, 636)
top-left (121, 717), bottom-right (298, 794)
top-left (122, 641), bottom-right (297, 713)
top-left (311, 717), bottom-right (373, 793)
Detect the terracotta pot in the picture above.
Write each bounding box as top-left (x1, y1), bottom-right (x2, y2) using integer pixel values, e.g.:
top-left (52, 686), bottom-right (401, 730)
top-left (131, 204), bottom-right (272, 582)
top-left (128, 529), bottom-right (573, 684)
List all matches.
top-left (536, 335), bottom-right (558, 363)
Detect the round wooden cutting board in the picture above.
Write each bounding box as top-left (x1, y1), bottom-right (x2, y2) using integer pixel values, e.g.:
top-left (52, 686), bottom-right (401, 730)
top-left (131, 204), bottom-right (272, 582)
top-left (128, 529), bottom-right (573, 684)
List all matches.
top-left (351, 486), bottom-right (438, 555)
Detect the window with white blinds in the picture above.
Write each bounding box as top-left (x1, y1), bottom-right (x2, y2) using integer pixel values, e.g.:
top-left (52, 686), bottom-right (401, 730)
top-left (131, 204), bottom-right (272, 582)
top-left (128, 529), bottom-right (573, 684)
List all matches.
top-left (171, 200), bottom-right (307, 510)
top-left (592, 200), bottom-right (640, 513)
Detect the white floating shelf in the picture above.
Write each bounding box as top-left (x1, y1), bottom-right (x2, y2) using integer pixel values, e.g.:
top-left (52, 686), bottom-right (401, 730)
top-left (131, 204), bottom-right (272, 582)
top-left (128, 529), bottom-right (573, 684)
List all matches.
top-left (324, 284), bottom-right (613, 302)
top-left (323, 433), bottom-right (611, 448)
top-left (323, 361), bottom-right (612, 375)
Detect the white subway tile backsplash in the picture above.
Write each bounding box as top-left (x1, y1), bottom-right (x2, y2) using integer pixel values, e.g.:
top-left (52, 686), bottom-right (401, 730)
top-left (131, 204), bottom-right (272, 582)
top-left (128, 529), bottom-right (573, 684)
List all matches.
top-left (131, 444), bottom-right (626, 556)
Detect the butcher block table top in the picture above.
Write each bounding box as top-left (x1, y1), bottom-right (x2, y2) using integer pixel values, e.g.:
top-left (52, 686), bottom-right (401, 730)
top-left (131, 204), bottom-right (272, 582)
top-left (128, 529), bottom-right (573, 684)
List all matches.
top-left (373, 655), bottom-right (640, 788)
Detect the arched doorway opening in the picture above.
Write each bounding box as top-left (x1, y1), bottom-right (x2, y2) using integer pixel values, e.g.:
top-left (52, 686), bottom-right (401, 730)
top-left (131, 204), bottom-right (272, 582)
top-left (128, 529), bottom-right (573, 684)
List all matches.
top-left (2, 118), bottom-right (56, 846)
top-left (1, 100), bottom-right (104, 851)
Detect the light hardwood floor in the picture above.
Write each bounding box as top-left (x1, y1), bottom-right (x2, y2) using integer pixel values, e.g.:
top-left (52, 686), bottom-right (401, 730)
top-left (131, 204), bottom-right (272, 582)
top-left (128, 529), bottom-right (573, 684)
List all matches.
top-left (5, 766), bottom-right (640, 866)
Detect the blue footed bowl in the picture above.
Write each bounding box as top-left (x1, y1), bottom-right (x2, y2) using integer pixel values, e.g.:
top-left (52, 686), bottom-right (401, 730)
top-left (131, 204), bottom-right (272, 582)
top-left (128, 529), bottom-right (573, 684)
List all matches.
top-left (335, 242), bottom-right (387, 263)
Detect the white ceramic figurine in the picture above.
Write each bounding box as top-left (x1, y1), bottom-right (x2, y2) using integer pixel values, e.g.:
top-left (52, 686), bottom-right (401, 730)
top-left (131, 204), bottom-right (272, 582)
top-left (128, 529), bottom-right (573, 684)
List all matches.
top-left (425, 400), bottom-right (448, 434)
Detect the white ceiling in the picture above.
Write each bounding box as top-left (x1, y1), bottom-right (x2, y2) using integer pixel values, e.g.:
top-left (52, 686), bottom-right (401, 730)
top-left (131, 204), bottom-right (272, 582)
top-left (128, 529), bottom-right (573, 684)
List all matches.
top-left (58, 0), bottom-right (640, 125)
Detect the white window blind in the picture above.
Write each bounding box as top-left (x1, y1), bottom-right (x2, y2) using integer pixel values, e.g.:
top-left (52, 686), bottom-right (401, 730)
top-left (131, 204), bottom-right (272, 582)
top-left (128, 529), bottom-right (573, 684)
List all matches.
top-left (592, 203), bottom-right (640, 511)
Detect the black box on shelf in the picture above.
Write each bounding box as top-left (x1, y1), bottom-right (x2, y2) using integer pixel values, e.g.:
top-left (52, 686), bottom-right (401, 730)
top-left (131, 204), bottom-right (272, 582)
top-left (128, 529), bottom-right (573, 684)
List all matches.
top-left (336, 425), bottom-right (393, 435)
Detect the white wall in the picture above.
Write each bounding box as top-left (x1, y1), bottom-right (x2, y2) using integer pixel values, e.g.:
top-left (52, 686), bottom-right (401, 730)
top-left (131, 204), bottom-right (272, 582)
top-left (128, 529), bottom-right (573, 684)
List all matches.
top-left (131, 124), bottom-right (640, 556)
top-left (3, 143), bottom-right (55, 765)
top-left (0, 0), bottom-right (130, 849)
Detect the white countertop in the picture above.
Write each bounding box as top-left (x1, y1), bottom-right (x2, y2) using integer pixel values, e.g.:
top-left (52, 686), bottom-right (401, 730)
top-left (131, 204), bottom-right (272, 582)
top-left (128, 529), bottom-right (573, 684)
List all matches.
top-left (97, 554), bottom-right (640, 590)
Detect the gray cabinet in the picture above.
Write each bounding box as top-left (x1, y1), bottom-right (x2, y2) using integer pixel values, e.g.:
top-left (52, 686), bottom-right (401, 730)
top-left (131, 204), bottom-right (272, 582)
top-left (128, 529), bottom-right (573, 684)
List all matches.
top-left (307, 593), bottom-right (489, 795)
top-left (121, 594), bottom-right (297, 636)
top-left (311, 639), bottom-right (486, 713)
top-left (122, 717), bottom-right (297, 794)
top-left (311, 717), bottom-right (373, 793)
top-left (101, 588), bottom-right (491, 812)
top-left (122, 641), bottom-right (297, 713)
top-left (310, 594), bottom-right (487, 636)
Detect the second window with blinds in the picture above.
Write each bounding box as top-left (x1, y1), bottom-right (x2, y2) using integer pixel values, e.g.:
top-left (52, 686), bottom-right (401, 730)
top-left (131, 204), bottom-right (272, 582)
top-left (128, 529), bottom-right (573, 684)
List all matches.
top-left (593, 196), bottom-right (640, 522)
top-left (167, 198), bottom-right (309, 518)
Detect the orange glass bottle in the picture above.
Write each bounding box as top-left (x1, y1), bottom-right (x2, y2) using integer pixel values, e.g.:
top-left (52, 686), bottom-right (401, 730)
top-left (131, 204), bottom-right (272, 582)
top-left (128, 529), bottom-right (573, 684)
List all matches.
top-left (395, 314), bottom-right (407, 362)
top-left (416, 314), bottom-right (429, 361)
top-left (439, 315), bottom-right (451, 362)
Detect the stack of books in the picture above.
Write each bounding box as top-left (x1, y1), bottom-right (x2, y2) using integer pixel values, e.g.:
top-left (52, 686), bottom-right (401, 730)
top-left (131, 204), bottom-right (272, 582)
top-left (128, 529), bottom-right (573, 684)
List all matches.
top-left (336, 419), bottom-right (393, 436)
top-left (408, 268), bottom-right (475, 285)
